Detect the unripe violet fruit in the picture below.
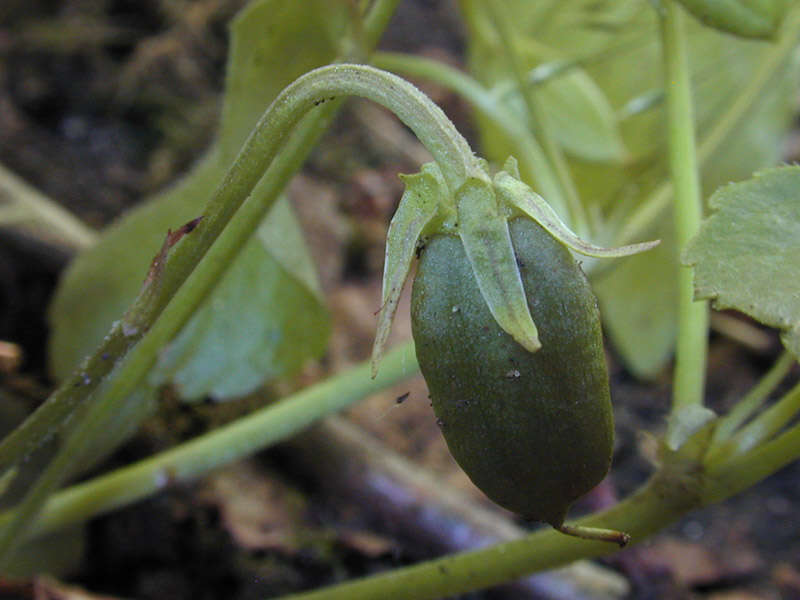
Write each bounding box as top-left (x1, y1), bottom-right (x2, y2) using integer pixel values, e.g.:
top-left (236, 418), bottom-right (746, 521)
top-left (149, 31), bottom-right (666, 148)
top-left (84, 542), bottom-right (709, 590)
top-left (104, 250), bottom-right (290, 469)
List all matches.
top-left (411, 217), bottom-right (614, 528)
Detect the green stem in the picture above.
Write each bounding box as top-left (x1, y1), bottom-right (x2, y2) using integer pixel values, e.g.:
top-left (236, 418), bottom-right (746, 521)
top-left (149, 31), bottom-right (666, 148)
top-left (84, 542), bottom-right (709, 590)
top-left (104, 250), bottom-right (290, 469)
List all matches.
top-left (705, 420), bottom-right (800, 504)
top-left (156, 63), bottom-right (479, 325)
top-left (0, 204), bottom-right (30, 225)
top-left (708, 380), bottom-right (800, 466)
top-left (0, 343), bottom-right (418, 542)
top-left (659, 2), bottom-right (708, 419)
top-left (145, 64), bottom-right (480, 354)
top-left (276, 411), bottom-right (800, 600)
top-left (280, 468), bottom-right (702, 600)
top-left (482, 1), bottom-right (586, 236)
top-left (0, 101), bottom-right (346, 561)
top-left (709, 351), bottom-right (795, 448)
top-left (362, 0), bottom-right (402, 50)
top-left (0, 104), bottom-right (338, 479)
top-left (617, 4), bottom-right (800, 246)
top-left (371, 52), bottom-right (567, 218)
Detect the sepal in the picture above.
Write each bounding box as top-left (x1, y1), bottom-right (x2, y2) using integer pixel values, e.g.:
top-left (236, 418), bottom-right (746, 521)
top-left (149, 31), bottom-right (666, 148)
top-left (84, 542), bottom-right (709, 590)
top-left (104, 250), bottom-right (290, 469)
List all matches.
top-left (456, 177), bottom-right (541, 353)
top-left (494, 161), bottom-right (660, 258)
top-left (371, 163), bottom-right (449, 376)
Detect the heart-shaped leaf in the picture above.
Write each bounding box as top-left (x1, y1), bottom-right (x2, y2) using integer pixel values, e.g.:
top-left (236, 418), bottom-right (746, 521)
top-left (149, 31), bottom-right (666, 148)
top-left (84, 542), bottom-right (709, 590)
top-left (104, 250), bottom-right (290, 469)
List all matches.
top-left (684, 166), bottom-right (800, 359)
top-left (153, 197), bottom-right (329, 400)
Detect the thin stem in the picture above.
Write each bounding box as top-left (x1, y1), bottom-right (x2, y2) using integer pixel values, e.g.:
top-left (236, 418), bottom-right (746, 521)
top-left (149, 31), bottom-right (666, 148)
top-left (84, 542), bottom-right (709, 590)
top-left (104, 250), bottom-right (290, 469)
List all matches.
top-left (709, 351), bottom-right (796, 448)
top-left (708, 380), bottom-right (800, 466)
top-left (660, 2), bottom-right (708, 421)
top-left (279, 469), bottom-right (702, 600)
top-left (372, 52), bottom-right (567, 218)
top-left (617, 5), bottom-right (800, 246)
top-left (283, 418), bottom-right (800, 600)
top-left (705, 420), bottom-right (800, 504)
top-left (482, 1), bottom-right (586, 236)
top-left (0, 204), bottom-right (30, 225)
top-left (0, 101), bottom-right (342, 563)
top-left (151, 64), bottom-right (479, 335)
top-left (0, 104), bottom-right (337, 479)
top-left (362, 0), bottom-right (403, 50)
top-left (151, 64), bottom-right (480, 350)
top-left (1, 343), bottom-right (418, 542)
top-left (275, 414), bottom-right (800, 600)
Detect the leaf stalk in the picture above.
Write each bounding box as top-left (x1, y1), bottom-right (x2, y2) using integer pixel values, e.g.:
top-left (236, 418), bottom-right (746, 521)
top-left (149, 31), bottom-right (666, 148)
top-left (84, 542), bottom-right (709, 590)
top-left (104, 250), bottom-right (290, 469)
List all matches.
top-left (659, 1), bottom-right (709, 429)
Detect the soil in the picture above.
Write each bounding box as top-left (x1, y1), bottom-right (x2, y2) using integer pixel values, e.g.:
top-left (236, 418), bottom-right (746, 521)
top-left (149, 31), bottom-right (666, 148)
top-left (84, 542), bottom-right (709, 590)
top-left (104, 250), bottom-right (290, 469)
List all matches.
top-left (0, 2), bottom-right (798, 600)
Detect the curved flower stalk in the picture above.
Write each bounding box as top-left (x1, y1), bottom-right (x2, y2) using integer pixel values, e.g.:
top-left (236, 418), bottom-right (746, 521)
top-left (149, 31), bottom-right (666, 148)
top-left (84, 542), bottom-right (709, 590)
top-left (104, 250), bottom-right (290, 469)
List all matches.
top-left (371, 157), bottom-right (660, 374)
top-left (0, 57), bottom-right (656, 565)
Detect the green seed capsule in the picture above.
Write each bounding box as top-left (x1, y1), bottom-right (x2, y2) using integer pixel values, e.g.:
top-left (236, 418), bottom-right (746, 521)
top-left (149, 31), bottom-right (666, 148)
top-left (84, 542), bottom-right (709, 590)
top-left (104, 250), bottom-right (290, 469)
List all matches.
top-left (411, 217), bottom-right (614, 527)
